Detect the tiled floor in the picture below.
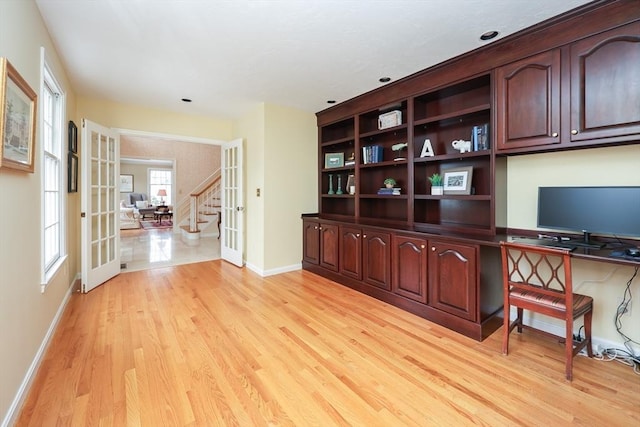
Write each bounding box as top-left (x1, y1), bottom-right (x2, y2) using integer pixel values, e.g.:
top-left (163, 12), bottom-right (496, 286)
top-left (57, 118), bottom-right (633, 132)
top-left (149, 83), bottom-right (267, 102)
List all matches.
top-left (120, 228), bottom-right (221, 272)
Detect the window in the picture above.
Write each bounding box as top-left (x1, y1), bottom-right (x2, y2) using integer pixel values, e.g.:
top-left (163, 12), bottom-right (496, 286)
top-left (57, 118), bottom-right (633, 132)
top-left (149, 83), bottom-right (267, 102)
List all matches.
top-left (41, 56), bottom-right (66, 285)
top-left (149, 168), bottom-right (172, 205)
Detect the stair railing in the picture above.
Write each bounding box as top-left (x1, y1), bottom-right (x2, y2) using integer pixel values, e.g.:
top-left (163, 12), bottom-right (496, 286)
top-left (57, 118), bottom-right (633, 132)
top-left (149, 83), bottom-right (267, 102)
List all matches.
top-left (176, 169), bottom-right (221, 232)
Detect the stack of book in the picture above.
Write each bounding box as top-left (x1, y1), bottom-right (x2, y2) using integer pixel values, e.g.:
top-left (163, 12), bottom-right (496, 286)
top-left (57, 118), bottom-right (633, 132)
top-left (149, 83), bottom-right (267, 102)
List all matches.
top-left (362, 145), bottom-right (383, 164)
top-left (377, 187), bottom-right (401, 195)
top-left (471, 123), bottom-right (490, 151)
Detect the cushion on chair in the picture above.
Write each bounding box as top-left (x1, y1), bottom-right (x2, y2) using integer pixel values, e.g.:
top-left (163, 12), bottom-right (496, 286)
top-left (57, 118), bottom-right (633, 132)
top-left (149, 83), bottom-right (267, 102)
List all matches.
top-left (135, 200), bottom-right (148, 209)
top-left (126, 192), bottom-right (148, 206)
top-left (510, 288), bottom-right (593, 311)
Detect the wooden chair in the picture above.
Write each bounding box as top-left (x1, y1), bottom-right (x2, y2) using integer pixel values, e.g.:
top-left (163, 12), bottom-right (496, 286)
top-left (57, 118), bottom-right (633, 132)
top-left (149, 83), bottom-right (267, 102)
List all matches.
top-left (500, 241), bottom-right (593, 380)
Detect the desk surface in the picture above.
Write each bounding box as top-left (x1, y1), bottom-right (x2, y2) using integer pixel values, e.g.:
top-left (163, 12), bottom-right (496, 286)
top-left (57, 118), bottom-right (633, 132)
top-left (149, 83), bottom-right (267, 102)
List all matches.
top-left (505, 236), bottom-right (640, 267)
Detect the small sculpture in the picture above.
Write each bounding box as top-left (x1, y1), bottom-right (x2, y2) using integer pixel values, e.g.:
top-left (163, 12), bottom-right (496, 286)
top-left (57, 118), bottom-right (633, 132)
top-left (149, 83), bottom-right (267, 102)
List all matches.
top-left (452, 139), bottom-right (472, 153)
top-left (392, 142), bottom-right (408, 161)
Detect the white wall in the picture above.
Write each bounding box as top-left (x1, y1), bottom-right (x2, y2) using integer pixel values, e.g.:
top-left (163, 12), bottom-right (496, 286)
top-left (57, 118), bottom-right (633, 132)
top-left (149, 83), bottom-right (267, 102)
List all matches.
top-left (0, 1), bottom-right (76, 424)
top-left (232, 103), bottom-right (318, 275)
top-left (507, 144), bottom-right (640, 351)
top-left (263, 104), bottom-right (317, 272)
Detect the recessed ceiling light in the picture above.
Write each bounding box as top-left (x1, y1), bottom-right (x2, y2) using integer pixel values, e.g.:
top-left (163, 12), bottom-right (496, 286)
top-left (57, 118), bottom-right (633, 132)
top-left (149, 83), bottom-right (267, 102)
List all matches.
top-left (327, 100), bottom-right (336, 104)
top-left (480, 30), bottom-right (499, 41)
top-left (181, 98), bottom-right (192, 103)
top-left (379, 77), bottom-right (391, 83)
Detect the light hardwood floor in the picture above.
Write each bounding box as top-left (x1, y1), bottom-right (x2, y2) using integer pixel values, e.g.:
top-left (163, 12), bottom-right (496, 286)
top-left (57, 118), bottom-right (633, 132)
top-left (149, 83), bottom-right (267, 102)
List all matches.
top-left (16, 261), bottom-right (639, 426)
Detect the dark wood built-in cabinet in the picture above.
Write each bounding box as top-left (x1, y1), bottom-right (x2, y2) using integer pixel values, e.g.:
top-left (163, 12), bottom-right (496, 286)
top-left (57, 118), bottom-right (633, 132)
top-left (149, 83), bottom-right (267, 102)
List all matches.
top-left (428, 241), bottom-right (477, 322)
top-left (392, 235), bottom-right (428, 304)
top-left (496, 49), bottom-right (561, 150)
top-left (304, 2), bottom-right (640, 341)
top-left (497, 21), bottom-right (640, 153)
top-left (569, 23), bottom-right (640, 145)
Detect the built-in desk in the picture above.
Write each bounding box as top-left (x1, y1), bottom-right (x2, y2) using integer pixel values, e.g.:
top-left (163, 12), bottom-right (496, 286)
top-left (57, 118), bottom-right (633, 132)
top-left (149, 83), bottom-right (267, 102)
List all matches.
top-left (503, 235), bottom-right (640, 268)
top-left (302, 215), bottom-right (639, 341)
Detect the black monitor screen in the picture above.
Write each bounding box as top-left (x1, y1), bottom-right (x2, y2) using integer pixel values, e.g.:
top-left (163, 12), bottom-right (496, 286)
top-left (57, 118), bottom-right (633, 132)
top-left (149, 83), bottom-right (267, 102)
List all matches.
top-left (537, 186), bottom-right (640, 239)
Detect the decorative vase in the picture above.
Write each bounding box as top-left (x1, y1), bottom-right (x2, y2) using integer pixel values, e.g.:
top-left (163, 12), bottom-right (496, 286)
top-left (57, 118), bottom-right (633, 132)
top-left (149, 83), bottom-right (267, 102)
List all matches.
top-left (328, 174), bottom-right (334, 194)
top-left (431, 186), bottom-right (444, 195)
top-left (336, 175), bottom-right (343, 195)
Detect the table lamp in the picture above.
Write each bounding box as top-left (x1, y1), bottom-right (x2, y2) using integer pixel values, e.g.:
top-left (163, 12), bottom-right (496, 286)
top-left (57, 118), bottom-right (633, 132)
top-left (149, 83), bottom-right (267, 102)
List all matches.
top-left (157, 189), bottom-right (167, 205)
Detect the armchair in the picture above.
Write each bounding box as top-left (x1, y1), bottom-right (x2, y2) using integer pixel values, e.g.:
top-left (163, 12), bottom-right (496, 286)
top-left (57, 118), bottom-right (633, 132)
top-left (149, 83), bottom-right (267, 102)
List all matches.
top-left (119, 200), bottom-right (140, 229)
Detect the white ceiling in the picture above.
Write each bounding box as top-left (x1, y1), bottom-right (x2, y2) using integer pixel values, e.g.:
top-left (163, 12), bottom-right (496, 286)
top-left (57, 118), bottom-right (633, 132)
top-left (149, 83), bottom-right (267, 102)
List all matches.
top-left (35, 0), bottom-right (592, 120)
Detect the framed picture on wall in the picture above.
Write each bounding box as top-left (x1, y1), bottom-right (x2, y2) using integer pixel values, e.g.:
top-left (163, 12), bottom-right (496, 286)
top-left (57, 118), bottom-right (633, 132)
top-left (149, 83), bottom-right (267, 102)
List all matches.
top-left (68, 120), bottom-right (78, 153)
top-left (0, 57), bottom-right (37, 173)
top-left (120, 174), bottom-right (134, 192)
top-left (68, 153), bottom-right (78, 192)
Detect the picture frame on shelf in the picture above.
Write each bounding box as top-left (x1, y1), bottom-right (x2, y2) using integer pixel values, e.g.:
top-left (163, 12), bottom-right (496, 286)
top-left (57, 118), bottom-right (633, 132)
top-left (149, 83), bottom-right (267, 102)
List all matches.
top-left (0, 57), bottom-right (37, 173)
top-left (68, 152), bottom-right (78, 193)
top-left (378, 110), bottom-right (402, 130)
top-left (324, 152), bottom-right (344, 168)
top-left (68, 120), bottom-right (78, 153)
top-left (443, 166), bottom-right (473, 195)
top-left (119, 174), bottom-right (134, 192)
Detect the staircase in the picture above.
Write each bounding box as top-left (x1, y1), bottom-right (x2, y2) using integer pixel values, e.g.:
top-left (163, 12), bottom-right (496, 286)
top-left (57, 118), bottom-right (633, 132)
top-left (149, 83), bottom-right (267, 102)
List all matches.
top-left (176, 170), bottom-right (221, 240)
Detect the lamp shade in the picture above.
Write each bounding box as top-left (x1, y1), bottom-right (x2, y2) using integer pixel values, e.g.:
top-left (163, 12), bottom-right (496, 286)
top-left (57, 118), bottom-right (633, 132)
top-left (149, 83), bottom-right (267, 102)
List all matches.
top-left (157, 189), bottom-right (167, 197)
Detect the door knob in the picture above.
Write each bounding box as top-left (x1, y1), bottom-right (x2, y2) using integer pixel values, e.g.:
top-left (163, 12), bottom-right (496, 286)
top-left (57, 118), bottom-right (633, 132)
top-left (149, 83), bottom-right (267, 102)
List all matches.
top-left (571, 129), bottom-right (578, 135)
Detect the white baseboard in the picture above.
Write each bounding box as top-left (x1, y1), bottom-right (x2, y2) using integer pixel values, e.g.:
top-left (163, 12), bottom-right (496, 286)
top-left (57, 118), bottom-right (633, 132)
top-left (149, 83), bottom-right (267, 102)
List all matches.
top-left (2, 277), bottom-right (76, 427)
top-left (245, 262), bottom-right (301, 277)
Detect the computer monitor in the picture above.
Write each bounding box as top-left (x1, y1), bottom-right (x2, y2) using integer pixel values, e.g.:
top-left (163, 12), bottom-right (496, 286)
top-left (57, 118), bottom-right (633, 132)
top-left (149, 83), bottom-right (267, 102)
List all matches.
top-left (537, 186), bottom-right (640, 248)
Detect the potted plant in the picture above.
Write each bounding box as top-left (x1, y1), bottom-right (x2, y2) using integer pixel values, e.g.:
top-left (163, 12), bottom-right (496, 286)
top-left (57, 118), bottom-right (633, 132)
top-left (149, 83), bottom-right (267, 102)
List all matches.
top-left (383, 177), bottom-right (396, 189)
top-left (428, 173), bottom-right (444, 195)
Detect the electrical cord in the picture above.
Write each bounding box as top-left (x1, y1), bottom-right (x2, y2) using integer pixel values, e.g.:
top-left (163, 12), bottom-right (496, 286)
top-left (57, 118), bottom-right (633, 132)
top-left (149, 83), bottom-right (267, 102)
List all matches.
top-left (614, 266), bottom-right (639, 353)
top-left (594, 266), bottom-right (640, 374)
top-left (594, 348), bottom-right (640, 375)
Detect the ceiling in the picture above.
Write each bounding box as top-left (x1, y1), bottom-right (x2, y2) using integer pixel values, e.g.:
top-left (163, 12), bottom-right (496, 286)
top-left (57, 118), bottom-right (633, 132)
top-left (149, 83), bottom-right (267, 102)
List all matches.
top-left (35, 0), bottom-right (592, 120)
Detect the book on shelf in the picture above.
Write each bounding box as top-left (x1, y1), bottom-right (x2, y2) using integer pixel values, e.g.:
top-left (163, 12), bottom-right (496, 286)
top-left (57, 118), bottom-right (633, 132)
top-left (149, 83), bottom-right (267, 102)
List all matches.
top-left (471, 123), bottom-right (490, 151)
top-left (377, 187), bottom-right (401, 195)
top-left (362, 145), bottom-right (384, 164)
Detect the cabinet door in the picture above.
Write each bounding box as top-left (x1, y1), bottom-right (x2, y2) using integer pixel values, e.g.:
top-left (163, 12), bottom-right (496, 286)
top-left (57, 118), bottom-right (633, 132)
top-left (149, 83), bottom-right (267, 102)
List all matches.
top-left (428, 241), bottom-right (477, 321)
top-left (570, 23), bottom-right (640, 143)
top-left (302, 219), bottom-right (320, 265)
top-left (392, 235), bottom-right (428, 303)
top-left (319, 224), bottom-right (339, 272)
top-left (340, 226), bottom-right (362, 280)
top-left (362, 230), bottom-right (391, 290)
top-left (496, 49), bottom-right (561, 150)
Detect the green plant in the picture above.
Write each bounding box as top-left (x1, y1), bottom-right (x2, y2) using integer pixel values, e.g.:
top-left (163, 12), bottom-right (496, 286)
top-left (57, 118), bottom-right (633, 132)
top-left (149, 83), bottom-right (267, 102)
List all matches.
top-left (383, 177), bottom-right (396, 186)
top-left (428, 173), bottom-right (443, 186)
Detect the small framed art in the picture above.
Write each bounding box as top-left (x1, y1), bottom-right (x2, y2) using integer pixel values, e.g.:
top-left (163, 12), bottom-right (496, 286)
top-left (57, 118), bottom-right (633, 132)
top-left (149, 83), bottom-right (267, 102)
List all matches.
top-left (119, 174), bottom-right (134, 192)
top-left (0, 57), bottom-right (37, 172)
top-left (68, 153), bottom-right (78, 192)
top-left (443, 166), bottom-right (473, 195)
top-left (324, 152), bottom-right (344, 169)
top-left (68, 120), bottom-right (78, 153)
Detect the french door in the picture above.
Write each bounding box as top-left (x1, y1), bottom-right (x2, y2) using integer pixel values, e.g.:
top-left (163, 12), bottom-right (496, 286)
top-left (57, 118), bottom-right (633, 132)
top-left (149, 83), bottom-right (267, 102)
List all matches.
top-left (221, 138), bottom-right (244, 267)
top-left (81, 119), bottom-right (120, 292)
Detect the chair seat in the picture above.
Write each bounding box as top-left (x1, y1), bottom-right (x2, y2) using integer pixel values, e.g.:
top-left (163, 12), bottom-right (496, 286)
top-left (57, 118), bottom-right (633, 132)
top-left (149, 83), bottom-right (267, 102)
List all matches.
top-left (510, 288), bottom-right (593, 312)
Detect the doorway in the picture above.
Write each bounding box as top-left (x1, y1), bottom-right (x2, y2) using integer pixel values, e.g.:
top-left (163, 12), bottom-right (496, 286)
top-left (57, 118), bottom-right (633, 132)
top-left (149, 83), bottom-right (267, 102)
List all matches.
top-left (118, 132), bottom-right (224, 271)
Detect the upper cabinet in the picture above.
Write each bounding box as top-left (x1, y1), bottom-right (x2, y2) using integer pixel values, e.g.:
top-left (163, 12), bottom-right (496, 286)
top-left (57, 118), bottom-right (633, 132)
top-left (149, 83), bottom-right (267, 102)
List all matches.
top-left (569, 22), bottom-right (640, 145)
top-left (496, 22), bottom-right (640, 153)
top-left (496, 49), bottom-right (561, 150)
